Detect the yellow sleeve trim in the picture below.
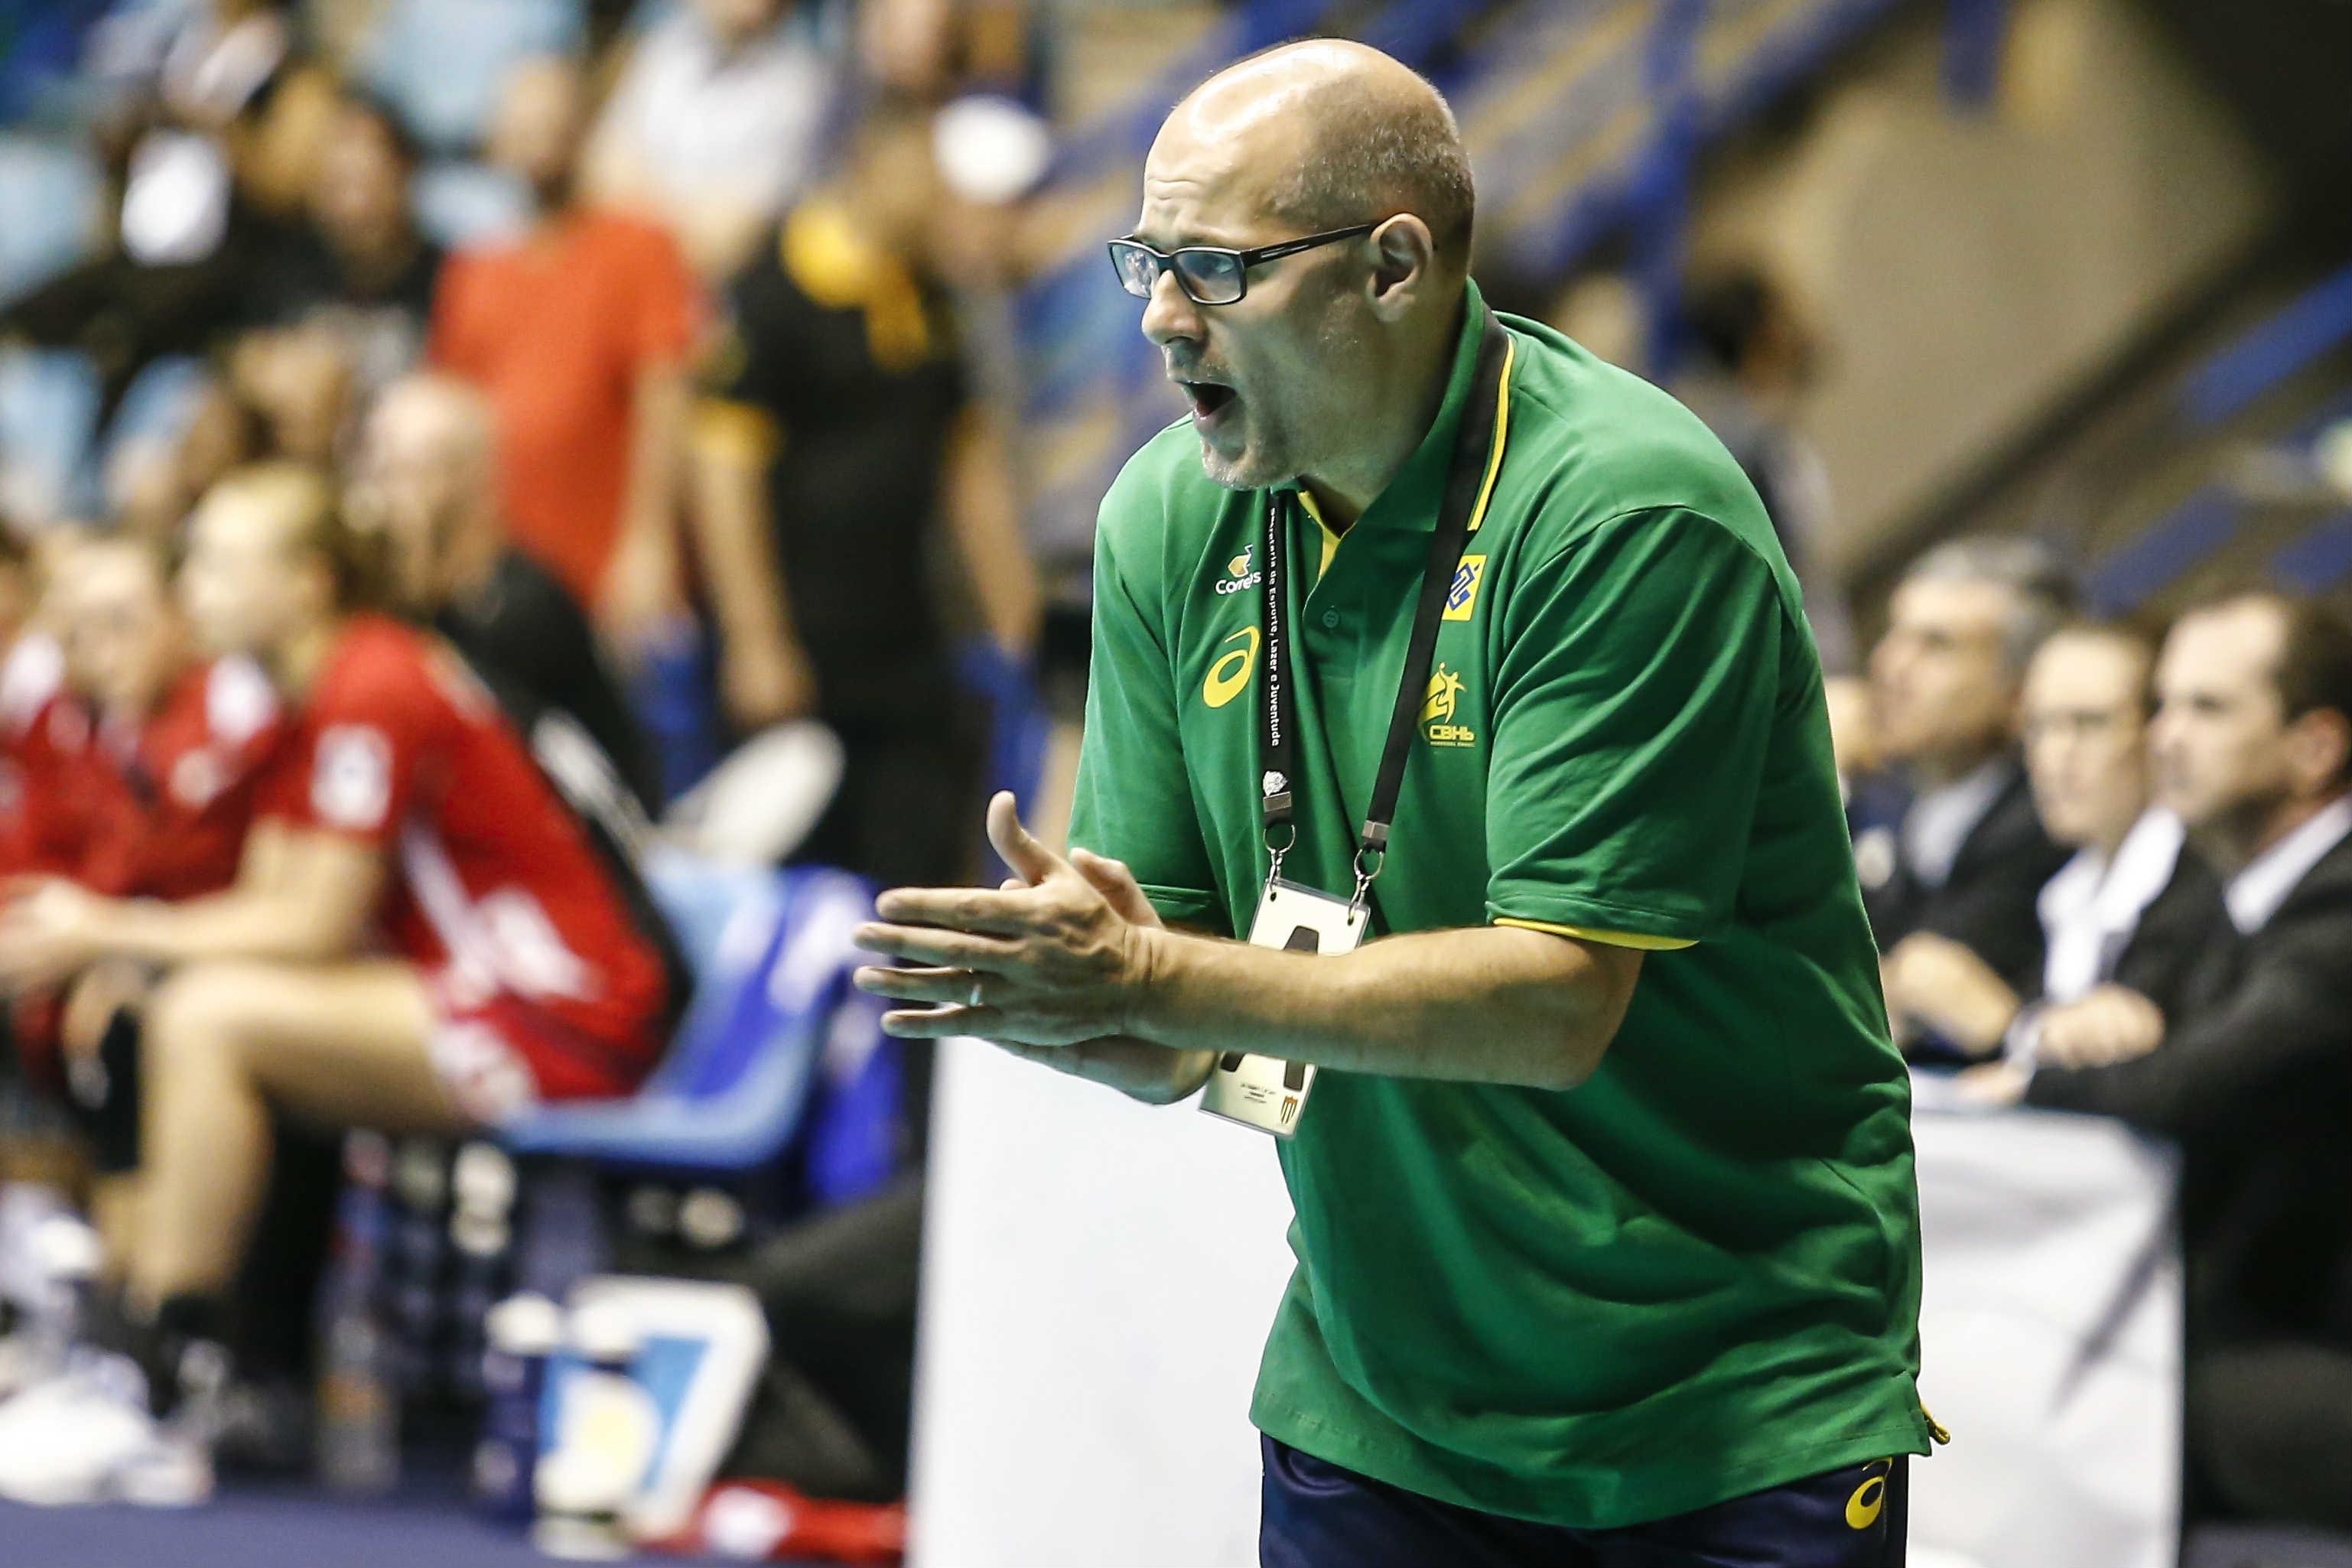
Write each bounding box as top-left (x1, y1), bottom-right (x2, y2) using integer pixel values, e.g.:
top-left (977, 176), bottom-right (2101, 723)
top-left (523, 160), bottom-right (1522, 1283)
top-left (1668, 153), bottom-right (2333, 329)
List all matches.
top-left (694, 399), bottom-right (782, 465)
top-left (1494, 916), bottom-right (1696, 952)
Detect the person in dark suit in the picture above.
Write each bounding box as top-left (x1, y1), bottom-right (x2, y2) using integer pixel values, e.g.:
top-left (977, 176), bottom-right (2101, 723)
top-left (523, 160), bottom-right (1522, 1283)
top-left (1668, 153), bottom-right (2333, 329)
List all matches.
top-left (1968, 590), bottom-right (2352, 1532)
top-left (1859, 538), bottom-right (2076, 1022)
top-left (1882, 618), bottom-right (2224, 1056)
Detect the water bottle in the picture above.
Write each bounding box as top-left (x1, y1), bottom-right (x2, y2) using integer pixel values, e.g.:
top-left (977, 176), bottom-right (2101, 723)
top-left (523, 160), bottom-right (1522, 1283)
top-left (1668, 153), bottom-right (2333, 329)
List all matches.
top-left (474, 1292), bottom-right (561, 1524)
top-left (449, 1143), bottom-right (519, 1400)
top-left (316, 1133), bottom-right (399, 1495)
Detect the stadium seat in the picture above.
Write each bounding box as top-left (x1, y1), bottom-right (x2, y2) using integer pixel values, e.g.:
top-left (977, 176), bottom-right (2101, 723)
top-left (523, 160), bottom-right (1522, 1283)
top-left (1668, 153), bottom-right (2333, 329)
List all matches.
top-left (0, 138), bottom-right (100, 307)
top-left (499, 854), bottom-right (878, 1178)
top-left (353, 0), bottom-right (585, 155)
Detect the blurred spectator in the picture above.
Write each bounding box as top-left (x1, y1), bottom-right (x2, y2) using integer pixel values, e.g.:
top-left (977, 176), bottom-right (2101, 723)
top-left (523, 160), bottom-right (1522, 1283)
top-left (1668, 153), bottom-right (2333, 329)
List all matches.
top-left (3, 1), bottom-right (337, 415)
top-left (225, 322), bottom-right (357, 467)
top-left (859, 0), bottom-right (1030, 103)
top-left (0, 531), bottom-right (70, 889)
top-left (1970, 591), bottom-right (2352, 1533)
top-left (429, 57), bottom-right (701, 651)
top-left (1882, 620), bottom-right (2223, 1056)
top-left (689, 99), bottom-right (1041, 889)
top-left (0, 464), bottom-right (684, 1502)
top-left (109, 318), bottom-right (359, 546)
top-left (247, 93), bottom-right (444, 397)
top-left (28, 536), bottom-right (281, 1197)
top-left (583, 0), bottom-right (838, 278)
top-left (1676, 265), bottom-right (1856, 674)
top-left (358, 372), bottom-right (660, 812)
top-left (1860, 536), bottom-right (2074, 1006)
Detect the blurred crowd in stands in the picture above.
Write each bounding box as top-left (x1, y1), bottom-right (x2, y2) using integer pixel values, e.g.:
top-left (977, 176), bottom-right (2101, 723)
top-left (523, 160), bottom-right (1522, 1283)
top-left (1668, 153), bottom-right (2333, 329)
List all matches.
top-left (1839, 539), bottom-right (2352, 1537)
top-left (0, 0), bottom-right (1043, 1517)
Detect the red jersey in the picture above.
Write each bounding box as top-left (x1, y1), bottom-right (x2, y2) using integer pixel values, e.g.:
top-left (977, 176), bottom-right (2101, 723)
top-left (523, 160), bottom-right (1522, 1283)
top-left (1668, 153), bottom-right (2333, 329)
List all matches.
top-left (255, 616), bottom-right (672, 1090)
top-left (0, 635), bottom-right (102, 880)
top-left (76, 657), bottom-right (282, 901)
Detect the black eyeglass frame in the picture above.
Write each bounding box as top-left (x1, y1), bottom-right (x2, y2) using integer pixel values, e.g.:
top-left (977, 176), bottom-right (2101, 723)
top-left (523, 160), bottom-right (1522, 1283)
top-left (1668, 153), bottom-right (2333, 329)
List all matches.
top-left (1107, 223), bottom-right (1381, 306)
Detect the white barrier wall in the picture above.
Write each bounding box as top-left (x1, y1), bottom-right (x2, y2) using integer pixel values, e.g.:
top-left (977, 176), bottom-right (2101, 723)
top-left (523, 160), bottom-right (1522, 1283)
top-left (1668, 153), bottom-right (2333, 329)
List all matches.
top-left (914, 1054), bottom-right (2184, 1568)
top-left (1910, 1105), bottom-right (2182, 1568)
top-left (909, 1039), bottom-right (1296, 1568)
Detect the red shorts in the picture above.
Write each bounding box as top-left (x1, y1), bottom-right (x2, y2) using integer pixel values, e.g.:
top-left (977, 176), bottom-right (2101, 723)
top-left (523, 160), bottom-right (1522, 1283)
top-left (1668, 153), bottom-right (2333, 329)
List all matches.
top-left (421, 970), bottom-right (662, 1125)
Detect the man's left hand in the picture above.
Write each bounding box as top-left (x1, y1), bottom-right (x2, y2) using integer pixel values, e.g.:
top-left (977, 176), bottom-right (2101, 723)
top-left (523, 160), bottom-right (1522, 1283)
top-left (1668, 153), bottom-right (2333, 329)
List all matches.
top-left (852, 792), bottom-right (1154, 1045)
top-left (1882, 932), bottom-right (2020, 1057)
top-left (1950, 1059), bottom-right (2033, 1109)
top-left (0, 878), bottom-right (110, 992)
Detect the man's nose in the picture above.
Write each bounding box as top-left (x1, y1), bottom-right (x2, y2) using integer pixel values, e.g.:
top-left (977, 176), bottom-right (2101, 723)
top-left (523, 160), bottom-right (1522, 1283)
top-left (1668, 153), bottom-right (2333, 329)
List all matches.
top-left (1139, 268), bottom-right (1205, 350)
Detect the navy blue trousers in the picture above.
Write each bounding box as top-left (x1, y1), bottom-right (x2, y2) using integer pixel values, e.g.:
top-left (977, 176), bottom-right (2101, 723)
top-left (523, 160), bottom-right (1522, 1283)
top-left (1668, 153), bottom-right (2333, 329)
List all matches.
top-left (1261, 1437), bottom-right (1908, 1568)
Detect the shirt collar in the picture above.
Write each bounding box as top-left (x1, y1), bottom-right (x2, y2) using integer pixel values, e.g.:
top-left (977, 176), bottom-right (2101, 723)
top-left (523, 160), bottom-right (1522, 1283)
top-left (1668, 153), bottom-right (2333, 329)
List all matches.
top-left (1287, 280), bottom-right (1493, 534)
top-left (1900, 756), bottom-right (2013, 890)
top-left (2224, 792), bottom-right (2352, 935)
top-left (2037, 807), bottom-right (2186, 997)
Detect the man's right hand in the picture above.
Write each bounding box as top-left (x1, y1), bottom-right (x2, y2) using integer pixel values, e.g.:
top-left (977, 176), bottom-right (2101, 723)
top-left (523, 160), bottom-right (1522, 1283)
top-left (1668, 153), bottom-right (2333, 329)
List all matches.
top-left (979, 833), bottom-right (1209, 1104)
top-left (2037, 984), bottom-right (2165, 1069)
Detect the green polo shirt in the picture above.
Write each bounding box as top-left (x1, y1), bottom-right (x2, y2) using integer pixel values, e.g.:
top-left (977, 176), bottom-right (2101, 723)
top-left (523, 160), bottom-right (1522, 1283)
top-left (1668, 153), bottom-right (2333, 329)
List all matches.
top-left (1067, 281), bottom-right (1934, 1528)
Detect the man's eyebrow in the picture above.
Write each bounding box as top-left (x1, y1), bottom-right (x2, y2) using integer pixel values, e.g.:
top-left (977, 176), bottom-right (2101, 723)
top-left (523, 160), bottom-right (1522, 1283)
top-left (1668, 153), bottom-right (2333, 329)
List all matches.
top-left (1122, 226), bottom-right (1242, 251)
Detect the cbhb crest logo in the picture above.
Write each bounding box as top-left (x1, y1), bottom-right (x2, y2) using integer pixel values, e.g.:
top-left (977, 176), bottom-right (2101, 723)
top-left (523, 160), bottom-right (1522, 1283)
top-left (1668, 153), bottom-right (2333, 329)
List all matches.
top-left (1421, 664), bottom-right (1475, 747)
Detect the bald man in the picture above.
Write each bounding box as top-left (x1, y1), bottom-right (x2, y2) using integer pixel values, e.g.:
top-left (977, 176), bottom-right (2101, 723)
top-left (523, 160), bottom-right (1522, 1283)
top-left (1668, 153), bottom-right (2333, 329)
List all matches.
top-left (360, 374), bottom-right (659, 812)
top-left (854, 43), bottom-right (1934, 1565)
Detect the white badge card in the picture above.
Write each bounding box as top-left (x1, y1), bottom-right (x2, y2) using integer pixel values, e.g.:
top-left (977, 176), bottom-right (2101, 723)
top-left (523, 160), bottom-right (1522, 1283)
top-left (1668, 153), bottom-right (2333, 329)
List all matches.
top-left (1199, 879), bottom-right (1368, 1137)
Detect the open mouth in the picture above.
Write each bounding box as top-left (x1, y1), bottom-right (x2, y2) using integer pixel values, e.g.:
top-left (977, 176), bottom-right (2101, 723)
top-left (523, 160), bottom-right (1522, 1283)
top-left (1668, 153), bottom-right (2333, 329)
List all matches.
top-left (1181, 381), bottom-right (1238, 424)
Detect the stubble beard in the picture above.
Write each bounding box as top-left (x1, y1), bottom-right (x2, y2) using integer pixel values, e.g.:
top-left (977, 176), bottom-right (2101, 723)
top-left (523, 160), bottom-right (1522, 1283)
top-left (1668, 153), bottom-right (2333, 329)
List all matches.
top-left (1196, 412), bottom-right (1299, 493)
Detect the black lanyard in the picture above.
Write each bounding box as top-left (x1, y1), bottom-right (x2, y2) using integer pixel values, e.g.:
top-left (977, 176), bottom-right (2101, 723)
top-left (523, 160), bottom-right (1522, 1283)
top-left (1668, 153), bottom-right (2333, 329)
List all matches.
top-left (1258, 311), bottom-right (1511, 903)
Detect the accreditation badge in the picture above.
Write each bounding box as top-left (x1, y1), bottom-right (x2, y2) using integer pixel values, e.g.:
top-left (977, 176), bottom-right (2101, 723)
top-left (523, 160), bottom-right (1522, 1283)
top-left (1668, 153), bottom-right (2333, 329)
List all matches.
top-left (1199, 878), bottom-right (1367, 1137)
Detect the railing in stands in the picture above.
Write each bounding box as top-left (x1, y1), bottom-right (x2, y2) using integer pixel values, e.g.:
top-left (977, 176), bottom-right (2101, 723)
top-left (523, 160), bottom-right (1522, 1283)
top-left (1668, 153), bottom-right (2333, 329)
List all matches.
top-left (2081, 264), bottom-right (2352, 609)
top-left (1013, 0), bottom-right (1948, 561)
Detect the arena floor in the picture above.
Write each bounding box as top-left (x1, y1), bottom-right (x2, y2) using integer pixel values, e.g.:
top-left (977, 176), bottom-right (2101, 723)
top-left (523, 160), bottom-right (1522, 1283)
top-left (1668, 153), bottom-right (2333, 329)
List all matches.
top-left (0, 1479), bottom-right (769, 1567)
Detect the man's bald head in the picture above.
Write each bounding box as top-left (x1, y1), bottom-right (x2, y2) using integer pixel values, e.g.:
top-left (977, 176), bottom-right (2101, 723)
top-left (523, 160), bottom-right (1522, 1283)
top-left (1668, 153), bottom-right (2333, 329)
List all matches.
top-left (362, 375), bottom-right (502, 610)
top-left (1170, 41), bottom-right (1474, 271)
top-left (369, 374), bottom-right (496, 477)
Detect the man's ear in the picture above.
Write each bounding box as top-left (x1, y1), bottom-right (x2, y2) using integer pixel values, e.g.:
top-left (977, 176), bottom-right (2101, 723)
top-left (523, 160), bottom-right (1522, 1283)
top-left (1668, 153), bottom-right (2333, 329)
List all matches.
top-left (2285, 707), bottom-right (2352, 800)
top-left (1365, 214), bottom-right (1438, 321)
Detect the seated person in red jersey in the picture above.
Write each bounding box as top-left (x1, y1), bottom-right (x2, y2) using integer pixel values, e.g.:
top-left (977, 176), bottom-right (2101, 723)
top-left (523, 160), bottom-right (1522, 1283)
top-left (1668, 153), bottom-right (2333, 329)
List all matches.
top-left (0, 465), bottom-right (682, 1482)
top-left (5, 538), bottom-right (281, 1094)
top-left (1, 623), bottom-right (96, 891)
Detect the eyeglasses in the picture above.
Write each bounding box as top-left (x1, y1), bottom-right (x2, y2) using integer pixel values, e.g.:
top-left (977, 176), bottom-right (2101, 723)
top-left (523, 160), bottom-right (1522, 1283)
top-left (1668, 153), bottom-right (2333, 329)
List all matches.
top-left (1107, 223), bottom-right (1378, 306)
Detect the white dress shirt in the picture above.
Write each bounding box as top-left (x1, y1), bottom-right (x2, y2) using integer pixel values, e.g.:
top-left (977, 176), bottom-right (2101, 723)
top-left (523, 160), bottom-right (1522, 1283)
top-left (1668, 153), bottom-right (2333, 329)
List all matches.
top-left (1900, 758), bottom-right (2012, 891)
top-left (2223, 792), bottom-right (2352, 936)
top-left (2036, 808), bottom-right (2186, 1004)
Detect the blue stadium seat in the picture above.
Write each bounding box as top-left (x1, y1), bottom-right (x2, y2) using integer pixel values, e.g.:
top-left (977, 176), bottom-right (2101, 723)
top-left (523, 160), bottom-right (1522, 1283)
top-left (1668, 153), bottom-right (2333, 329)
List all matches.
top-left (0, 138), bottom-right (101, 308)
top-left (500, 855), bottom-right (878, 1178)
top-left (354, 0), bottom-right (586, 154)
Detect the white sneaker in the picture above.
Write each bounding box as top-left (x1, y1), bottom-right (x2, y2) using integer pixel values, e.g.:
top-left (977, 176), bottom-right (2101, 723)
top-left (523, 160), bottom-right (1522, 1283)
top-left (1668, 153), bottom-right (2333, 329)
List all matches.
top-left (0, 1352), bottom-right (213, 1507)
top-left (0, 1330), bottom-right (56, 1401)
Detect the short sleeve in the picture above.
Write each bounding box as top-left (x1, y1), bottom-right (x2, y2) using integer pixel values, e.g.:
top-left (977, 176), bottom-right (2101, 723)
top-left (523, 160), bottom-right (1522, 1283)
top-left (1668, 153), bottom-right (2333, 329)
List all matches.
top-left (259, 663), bottom-right (445, 847)
top-left (1066, 513), bottom-right (1224, 932)
top-left (691, 259), bottom-right (792, 465)
top-left (627, 222), bottom-right (701, 366)
top-left (425, 255), bottom-right (480, 376)
top-left (1485, 509), bottom-right (1782, 944)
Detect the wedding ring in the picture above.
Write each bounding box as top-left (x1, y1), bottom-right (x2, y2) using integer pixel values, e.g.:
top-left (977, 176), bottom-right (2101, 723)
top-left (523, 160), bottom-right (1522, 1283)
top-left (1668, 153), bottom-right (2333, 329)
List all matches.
top-left (967, 974), bottom-right (985, 1009)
